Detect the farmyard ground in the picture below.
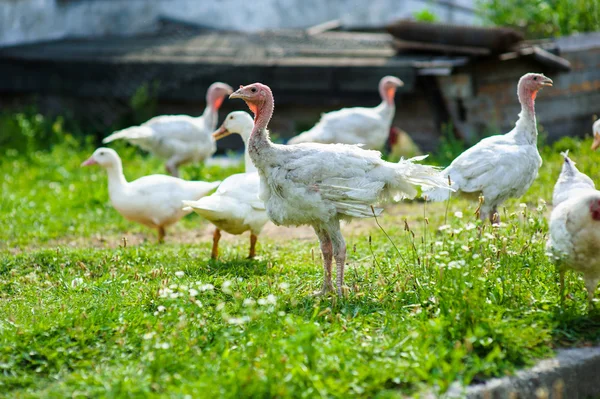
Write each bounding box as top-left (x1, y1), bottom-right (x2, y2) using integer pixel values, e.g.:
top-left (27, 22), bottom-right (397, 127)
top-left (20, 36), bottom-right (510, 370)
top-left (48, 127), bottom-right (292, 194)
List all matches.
top-left (2, 126), bottom-right (600, 398)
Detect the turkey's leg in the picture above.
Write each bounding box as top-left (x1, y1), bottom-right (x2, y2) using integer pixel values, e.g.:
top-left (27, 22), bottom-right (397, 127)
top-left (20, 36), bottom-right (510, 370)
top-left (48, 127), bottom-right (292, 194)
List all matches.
top-left (248, 233), bottom-right (258, 259)
top-left (211, 228), bottom-right (221, 259)
top-left (328, 220), bottom-right (347, 296)
top-left (313, 226), bottom-right (333, 295)
top-left (157, 227), bottom-right (166, 244)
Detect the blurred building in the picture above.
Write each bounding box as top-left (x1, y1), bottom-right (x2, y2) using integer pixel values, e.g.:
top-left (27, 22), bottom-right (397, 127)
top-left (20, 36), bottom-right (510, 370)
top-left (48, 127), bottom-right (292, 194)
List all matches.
top-left (1, 0), bottom-right (481, 47)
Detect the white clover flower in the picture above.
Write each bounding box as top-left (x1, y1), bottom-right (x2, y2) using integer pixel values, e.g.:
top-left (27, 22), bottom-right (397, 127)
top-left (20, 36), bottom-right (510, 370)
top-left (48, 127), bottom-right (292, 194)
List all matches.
top-left (454, 211), bottom-right (463, 219)
top-left (472, 254), bottom-right (480, 259)
top-left (228, 316), bottom-right (250, 325)
top-left (169, 284), bottom-right (178, 290)
top-left (222, 280), bottom-right (233, 294)
top-left (142, 332), bottom-right (155, 340)
top-left (159, 287), bottom-right (173, 298)
top-left (266, 294), bottom-right (277, 305)
top-left (438, 224), bottom-right (451, 231)
top-left (71, 278), bottom-right (84, 288)
top-left (200, 284), bottom-right (214, 292)
top-left (155, 342), bottom-right (170, 350)
top-left (278, 311), bottom-right (286, 317)
top-left (175, 271), bottom-right (185, 278)
top-left (279, 282), bottom-right (290, 290)
top-left (484, 233), bottom-right (495, 240)
top-left (519, 203), bottom-right (527, 208)
top-left (448, 260), bottom-right (465, 269)
top-left (453, 228), bottom-right (463, 234)
top-left (465, 223), bottom-right (477, 231)
top-left (243, 298), bottom-right (256, 307)
top-left (169, 293), bottom-right (179, 299)
top-left (435, 241), bottom-right (443, 247)
top-left (257, 298), bottom-right (267, 306)
top-left (157, 305), bottom-right (166, 313)
top-left (438, 251), bottom-right (449, 256)
top-left (189, 289), bottom-right (199, 297)
top-left (461, 245), bottom-right (470, 252)
top-left (179, 285), bottom-right (189, 291)
top-left (216, 302), bottom-right (225, 311)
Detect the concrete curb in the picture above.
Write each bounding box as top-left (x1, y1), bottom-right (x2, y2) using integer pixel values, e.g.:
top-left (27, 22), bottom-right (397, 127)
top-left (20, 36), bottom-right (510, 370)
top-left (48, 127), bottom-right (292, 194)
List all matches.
top-left (438, 346), bottom-right (600, 398)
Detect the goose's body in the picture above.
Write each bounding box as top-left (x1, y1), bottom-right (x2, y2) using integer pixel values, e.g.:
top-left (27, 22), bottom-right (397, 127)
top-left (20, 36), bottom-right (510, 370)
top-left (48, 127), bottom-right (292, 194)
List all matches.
top-left (288, 76), bottom-right (403, 150)
top-left (102, 82), bottom-right (233, 177)
top-left (183, 111), bottom-right (268, 258)
top-left (82, 148), bottom-right (220, 242)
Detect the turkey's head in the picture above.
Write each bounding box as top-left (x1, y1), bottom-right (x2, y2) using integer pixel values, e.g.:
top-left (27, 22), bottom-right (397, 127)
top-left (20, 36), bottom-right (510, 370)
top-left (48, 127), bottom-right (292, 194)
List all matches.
top-left (213, 111), bottom-right (254, 142)
top-left (590, 198), bottom-right (600, 221)
top-left (81, 147), bottom-right (121, 169)
top-left (592, 119), bottom-right (600, 151)
top-left (518, 73), bottom-right (553, 102)
top-left (379, 76), bottom-right (404, 105)
top-left (230, 83), bottom-right (274, 124)
top-left (207, 82), bottom-right (234, 111)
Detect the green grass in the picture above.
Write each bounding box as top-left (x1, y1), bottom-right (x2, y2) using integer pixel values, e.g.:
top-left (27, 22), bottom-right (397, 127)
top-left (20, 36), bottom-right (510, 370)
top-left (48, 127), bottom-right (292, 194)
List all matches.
top-left (2, 113), bottom-right (600, 397)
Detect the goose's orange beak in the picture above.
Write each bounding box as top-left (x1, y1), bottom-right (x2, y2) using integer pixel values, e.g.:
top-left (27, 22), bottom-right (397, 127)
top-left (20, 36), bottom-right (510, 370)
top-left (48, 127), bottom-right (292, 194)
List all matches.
top-left (212, 124), bottom-right (232, 141)
top-left (81, 156), bottom-right (97, 166)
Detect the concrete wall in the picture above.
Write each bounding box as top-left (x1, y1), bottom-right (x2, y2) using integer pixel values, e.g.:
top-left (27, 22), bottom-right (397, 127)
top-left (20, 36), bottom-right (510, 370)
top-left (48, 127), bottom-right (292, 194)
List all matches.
top-left (1, 0), bottom-right (481, 47)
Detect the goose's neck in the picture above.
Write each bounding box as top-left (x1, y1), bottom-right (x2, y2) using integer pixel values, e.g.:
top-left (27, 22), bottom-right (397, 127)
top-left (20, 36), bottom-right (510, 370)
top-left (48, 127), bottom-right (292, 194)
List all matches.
top-left (248, 99), bottom-right (275, 168)
top-left (514, 87), bottom-right (538, 145)
top-left (105, 163), bottom-right (127, 195)
top-left (242, 135), bottom-right (257, 173)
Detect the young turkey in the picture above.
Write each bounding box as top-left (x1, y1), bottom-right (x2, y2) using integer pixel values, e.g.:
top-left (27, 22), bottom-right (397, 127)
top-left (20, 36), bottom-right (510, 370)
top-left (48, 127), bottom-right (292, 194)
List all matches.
top-left (102, 82), bottom-right (233, 177)
top-left (230, 83), bottom-right (450, 295)
top-left (547, 152), bottom-right (600, 309)
top-left (287, 76), bottom-right (404, 150)
top-left (182, 111), bottom-right (269, 259)
top-left (82, 148), bottom-right (220, 243)
top-left (591, 119), bottom-right (600, 151)
top-left (425, 73), bottom-right (552, 222)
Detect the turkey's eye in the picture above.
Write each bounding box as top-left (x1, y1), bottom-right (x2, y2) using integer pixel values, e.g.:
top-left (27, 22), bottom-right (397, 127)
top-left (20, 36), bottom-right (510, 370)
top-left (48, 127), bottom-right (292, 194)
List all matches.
top-left (533, 76), bottom-right (537, 81)
top-left (99, 152), bottom-right (104, 155)
top-left (229, 116), bottom-right (233, 120)
top-left (251, 87), bottom-right (257, 93)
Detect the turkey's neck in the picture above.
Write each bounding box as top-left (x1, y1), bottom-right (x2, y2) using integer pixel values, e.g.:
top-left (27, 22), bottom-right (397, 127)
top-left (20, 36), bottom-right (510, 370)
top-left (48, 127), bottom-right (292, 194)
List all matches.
top-left (375, 100), bottom-right (395, 122)
top-left (248, 99), bottom-right (275, 169)
top-left (514, 87), bottom-right (538, 145)
top-left (105, 162), bottom-right (128, 196)
top-left (201, 104), bottom-right (219, 131)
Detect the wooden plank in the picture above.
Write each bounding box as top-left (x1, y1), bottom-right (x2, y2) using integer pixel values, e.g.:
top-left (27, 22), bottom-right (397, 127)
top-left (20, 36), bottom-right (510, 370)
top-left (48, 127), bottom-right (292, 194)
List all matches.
top-left (393, 39), bottom-right (490, 56)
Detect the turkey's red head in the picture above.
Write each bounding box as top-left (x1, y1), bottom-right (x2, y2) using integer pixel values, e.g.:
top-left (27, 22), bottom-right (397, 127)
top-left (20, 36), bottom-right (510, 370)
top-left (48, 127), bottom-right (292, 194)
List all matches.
top-left (590, 199), bottom-right (600, 221)
top-left (518, 73), bottom-right (552, 102)
top-left (379, 76), bottom-right (404, 105)
top-left (207, 82), bottom-right (234, 111)
top-left (230, 83), bottom-right (273, 120)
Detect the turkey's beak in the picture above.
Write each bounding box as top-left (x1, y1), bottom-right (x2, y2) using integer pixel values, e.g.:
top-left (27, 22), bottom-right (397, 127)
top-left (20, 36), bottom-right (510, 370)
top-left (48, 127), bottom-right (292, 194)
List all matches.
top-left (541, 77), bottom-right (553, 87)
top-left (229, 86), bottom-right (247, 100)
top-left (394, 78), bottom-right (404, 87)
top-left (592, 133), bottom-right (600, 151)
top-left (212, 124), bottom-right (232, 141)
top-left (81, 156), bottom-right (97, 167)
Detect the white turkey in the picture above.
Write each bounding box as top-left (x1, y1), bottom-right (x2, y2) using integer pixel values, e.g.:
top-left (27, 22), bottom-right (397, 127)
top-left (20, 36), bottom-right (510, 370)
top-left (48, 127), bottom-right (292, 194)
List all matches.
top-left (591, 119), bottom-right (600, 151)
top-left (230, 82), bottom-right (450, 295)
top-left (547, 152), bottom-right (600, 308)
top-left (287, 76), bottom-right (404, 150)
top-left (102, 82), bottom-right (233, 177)
top-left (182, 111), bottom-right (269, 259)
top-left (82, 147), bottom-right (220, 243)
top-left (425, 73), bottom-right (552, 222)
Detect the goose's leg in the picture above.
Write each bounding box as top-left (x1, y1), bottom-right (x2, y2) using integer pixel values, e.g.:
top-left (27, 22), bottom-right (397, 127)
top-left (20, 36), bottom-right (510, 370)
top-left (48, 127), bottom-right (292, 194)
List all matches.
top-left (165, 160), bottom-right (179, 177)
top-left (248, 233), bottom-right (258, 259)
top-left (211, 229), bottom-right (221, 259)
top-left (328, 220), bottom-right (347, 296)
top-left (313, 226), bottom-right (334, 295)
top-left (157, 227), bottom-right (166, 244)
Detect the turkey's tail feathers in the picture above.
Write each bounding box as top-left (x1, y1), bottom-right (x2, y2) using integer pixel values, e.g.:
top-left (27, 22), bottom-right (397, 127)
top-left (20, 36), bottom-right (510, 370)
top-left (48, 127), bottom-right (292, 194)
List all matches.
top-left (103, 126), bottom-right (154, 144)
top-left (390, 156), bottom-right (453, 201)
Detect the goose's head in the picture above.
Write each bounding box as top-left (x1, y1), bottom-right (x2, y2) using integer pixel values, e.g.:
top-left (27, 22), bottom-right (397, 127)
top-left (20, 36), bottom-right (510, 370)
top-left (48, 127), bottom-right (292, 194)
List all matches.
top-left (81, 147), bottom-right (121, 168)
top-left (592, 119), bottom-right (600, 151)
top-left (212, 111), bottom-right (254, 142)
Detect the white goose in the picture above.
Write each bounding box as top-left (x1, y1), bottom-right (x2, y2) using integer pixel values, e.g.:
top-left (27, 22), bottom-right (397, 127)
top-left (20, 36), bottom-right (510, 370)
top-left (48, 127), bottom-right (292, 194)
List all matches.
top-left (182, 111), bottom-right (269, 259)
top-left (82, 148), bottom-right (220, 243)
top-left (425, 73), bottom-right (552, 222)
top-left (102, 82), bottom-right (233, 177)
top-left (288, 76), bottom-right (404, 150)
top-left (230, 83), bottom-right (449, 295)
